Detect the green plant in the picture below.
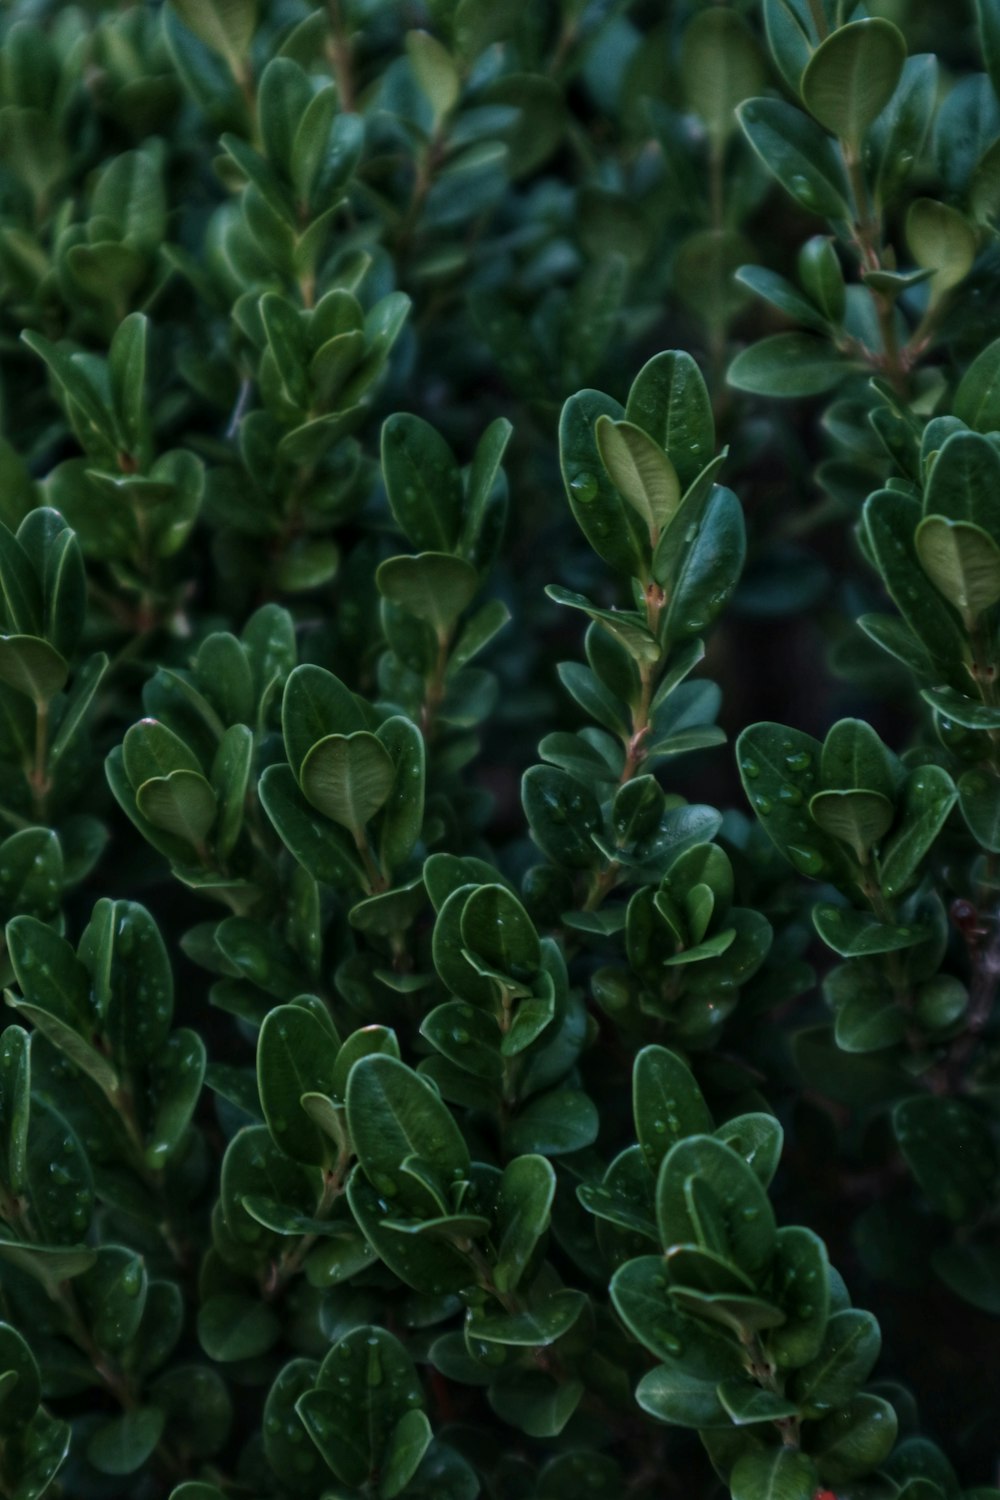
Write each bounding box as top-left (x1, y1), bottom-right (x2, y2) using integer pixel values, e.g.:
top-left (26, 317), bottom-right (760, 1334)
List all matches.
top-left (0, 2), bottom-right (998, 1499)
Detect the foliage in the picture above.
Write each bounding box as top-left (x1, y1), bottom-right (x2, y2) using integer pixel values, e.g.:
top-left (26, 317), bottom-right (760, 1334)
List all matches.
top-left (0, 1), bottom-right (997, 1499)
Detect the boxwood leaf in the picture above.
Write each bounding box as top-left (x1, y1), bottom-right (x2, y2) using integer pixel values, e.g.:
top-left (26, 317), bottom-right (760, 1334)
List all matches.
top-left (258, 1004), bottom-right (341, 1165)
top-left (915, 515), bottom-right (1000, 620)
top-left (633, 1045), bottom-right (713, 1174)
top-left (259, 763), bottom-right (365, 887)
top-left (728, 335), bottom-right (847, 397)
top-left (493, 1154), bottom-right (556, 1292)
top-left (559, 388), bottom-right (647, 577)
top-left (731, 1447), bottom-right (818, 1500)
top-left (301, 732), bottom-right (395, 833)
top-left (376, 553), bottom-right (479, 633)
top-left (381, 415), bottom-right (462, 553)
top-left (813, 904), bottom-right (923, 957)
top-left (469, 1289), bottom-right (587, 1347)
top-left (504, 1089), bottom-right (599, 1157)
top-left (801, 20), bottom-right (907, 146)
top-left (281, 665), bottom-right (366, 780)
top-left (136, 769), bottom-right (217, 850)
top-left (657, 1136), bottom-right (776, 1278)
top-left (0, 634), bottom-right (67, 704)
top-left (793, 1307), bottom-right (881, 1411)
top-left (346, 1054), bottom-right (469, 1212)
top-left (198, 1293), bottom-right (280, 1361)
top-left (736, 723), bottom-right (847, 880)
top-left (810, 1393), bottom-right (897, 1481)
top-left (297, 1325), bottom-right (423, 1488)
top-left (611, 1255), bottom-right (743, 1374)
top-left (87, 1407), bottom-right (166, 1476)
top-left (635, 1364), bottom-right (732, 1428)
top-left (768, 1226), bottom-right (830, 1368)
top-left (0, 1322), bottom-right (40, 1431)
top-left (738, 98), bottom-right (851, 218)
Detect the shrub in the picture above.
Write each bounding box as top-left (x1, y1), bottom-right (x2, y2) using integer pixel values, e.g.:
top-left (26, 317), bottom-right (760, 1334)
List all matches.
top-left (0, 2), bottom-right (998, 1498)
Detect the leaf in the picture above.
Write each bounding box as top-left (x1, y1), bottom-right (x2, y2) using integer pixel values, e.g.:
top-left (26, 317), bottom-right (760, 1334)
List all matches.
top-left (493, 1154), bottom-right (556, 1293)
top-left (879, 764), bottom-right (956, 897)
top-left (197, 1293), bottom-right (280, 1361)
top-left (713, 1114), bottom-right (783, 1189)
top-left (296, 1326), bottom-right (423, 1488)
top-left (258, 1004), bottom-right (341, 1165)
top-left (907, 199), bottom-right (977, 301)
top-left (87, 1407), bottom-right (166, 1477)
top-left (169, 0), bottom-right (256, 73)
top-left (801, 20), bottom-right (907, 146)
top-left (145, 1029), bottom-right (206, 1167)
top-left (954, 334), bottom-right (1000, 431)
top-left (300, 732), bottom-right (395, 833)
top-left (957, 768), bottom-right (1000, 851)
top-left (610, 1256), bottom-right (743, 1374)
top-left (768, 1226), bottom-right (830, 1368)
top-left (380, 1409), bottom-right (434, 1499)
top-left (736, 723), bottom-right (847, 881)
top-left (717, 1377), bottom-right (799, 1424)
top-left (374, 715), bottom-right (426, 873)
top-left (661, 486), bottom-right (746, 641)
top-left (808, 789), bottom-right (894, 861)
top-left (731, 1448), bottom-right (818, 1500)
top-left (505, 1089), bottom-right (599, 1157)
top-left (793, 1308), bottom-right (881, 1412)
top-left (559, 388), bottom-right (646, 576)
top-left (281, 664), bottom-right (366, 781)
top-left (136, 769), bottom-right (217, 850)
top-left (635, 1364), bottom-right (731, 1428)
top-left (0, 1027), bottom-right (30, 1197)
top-left (381, 415), bottom-right (462, 553)
top-left (406, 30), bottom-right (460, 126)
top-left (122, 717), bottom-right (201, 786)
top-left (657, 1136), bottom-right (776, 1279)
top-left (932, 1240), bottom-right (1000, 1313)
top-left (595, 417), bottom-right (681, 540)
top-left (460, 883), bottom-right (540, 982)
top-left (682, 9), bottom-right (765, 146)
top-left (728, 335), bottom-right (847, 397)
top-left (0, 634), bottom-right (67, 703)
top-left (470, 1288), bottom-right (587, 1346)
top-left (77, 1246), bottom-right (148, 1353)
top-left (488, 1369), bottom-right (584, 1438)
top-left (0, 1322), bottom-right (41, 1431)
top-left (259, 763), bottom-right (365, 888)
top-left (346, 1053), bottom-right (469, 1212)
top-left (522, 765), bottom-right (603, 870)
top-left (633, 1045), bottom-right (713, 1173)
top-left (893, 1095), bottom-right (996, 1221)
top-left (376, 553), bottom-right (478, 633)
top-left (813, 903), bottom-right (922, 957)
top-left (738, 98), bottom-right (851, 218)
top-left (863, 489), bottom-right (967, 669)
top-left (810, 1394), bottom-right (897, 1482)
top-left (624, 350), bottom-right (715, 492)
top-left (914, 515), bottom-right (1000, 619)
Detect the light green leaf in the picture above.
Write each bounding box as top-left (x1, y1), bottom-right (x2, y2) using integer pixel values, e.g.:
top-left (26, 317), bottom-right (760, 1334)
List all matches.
top-left (300, 732), bottom-right (395, 833)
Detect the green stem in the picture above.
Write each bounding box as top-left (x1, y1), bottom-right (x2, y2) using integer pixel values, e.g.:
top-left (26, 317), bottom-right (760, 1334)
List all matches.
top-left (29, 700), bottom-right (49, 820)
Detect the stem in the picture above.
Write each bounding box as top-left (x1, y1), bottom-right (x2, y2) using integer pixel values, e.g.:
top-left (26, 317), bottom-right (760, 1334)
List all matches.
top-left (935, 898), bottom-right (1000, 1093)
top-left (29, 700), bottom-right (50, 820)
top-left (805, 0), bottom-right (830, 39)
top-left (326, 0), bottom-right (355, 111)
top-left (265, 1153), bottom-right (350, 1295)
top-left (353, 827), bottom-right (387, 895)
top-left (421, 630), bottom-right (451, 741)
top-left (842, 145), bottom-right (908, 394)
top-left (741, 1330), bottom-right (801, 1448)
